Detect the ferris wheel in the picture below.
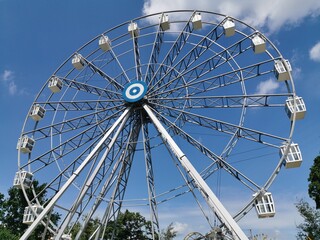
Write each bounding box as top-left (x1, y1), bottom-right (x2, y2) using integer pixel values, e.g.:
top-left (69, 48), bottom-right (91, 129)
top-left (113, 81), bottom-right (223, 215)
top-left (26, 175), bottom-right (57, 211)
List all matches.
top-left (14, 10), bottom-right (306, 240)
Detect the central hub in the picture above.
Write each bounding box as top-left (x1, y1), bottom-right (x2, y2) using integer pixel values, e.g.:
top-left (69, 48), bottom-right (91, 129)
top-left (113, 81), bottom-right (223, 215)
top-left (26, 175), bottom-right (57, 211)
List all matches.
top-left (122, 81), bottom-right (148, 103)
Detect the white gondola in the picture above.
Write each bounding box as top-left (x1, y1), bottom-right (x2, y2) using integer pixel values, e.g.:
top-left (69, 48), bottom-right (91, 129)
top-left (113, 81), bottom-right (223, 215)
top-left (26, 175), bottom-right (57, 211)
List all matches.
top-left (280, 143), bottom-right (302, 168)
top-left (274, 59), bottom-right (292, 81)
top-left (23, 205), bottom-right (43, 225)
top-left (72, 54), bottom-right (85, 70)
top-left (253, 192), bottom-right (275, 218)
top-left (285, 96), bottom-right (306, 121)
top-left (99, 35), bottom-right (111, 51)
top-left (160, 14), bottom-right (170, 31)
top-left (192, 13), bottom-right (202, 30)
top-left (17, 136), bottom-right (35, 153)
top-left (128, 22), bottom-right (139, 37)
top-left (252, 34), bottom-right (266, 54)
top-left (30, 104), bottom-right (46, 121)
top-left (48, 76), bottom-right (63, 93)
top-left (61, 234), bottom-right (72, 240)
top-left (13, 170), bottom-right (33, 189)
top-left (223, 18), bottom-right (235, 37)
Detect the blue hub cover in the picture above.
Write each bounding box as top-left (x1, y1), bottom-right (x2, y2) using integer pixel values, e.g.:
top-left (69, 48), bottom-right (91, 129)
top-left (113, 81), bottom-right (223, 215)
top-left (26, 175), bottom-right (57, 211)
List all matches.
top-left (122, 81), bottom-right (148, 103)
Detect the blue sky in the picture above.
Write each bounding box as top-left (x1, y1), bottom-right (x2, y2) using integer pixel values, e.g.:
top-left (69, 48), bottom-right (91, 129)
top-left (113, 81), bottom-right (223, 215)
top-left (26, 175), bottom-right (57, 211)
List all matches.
top-left (1, 0), bottom-right (320, 239)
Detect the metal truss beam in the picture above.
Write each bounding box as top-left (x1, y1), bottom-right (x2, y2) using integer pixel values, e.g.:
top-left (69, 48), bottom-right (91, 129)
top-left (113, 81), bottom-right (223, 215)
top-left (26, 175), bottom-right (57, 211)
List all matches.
top-left (143, 104), bottom-right (248, 240)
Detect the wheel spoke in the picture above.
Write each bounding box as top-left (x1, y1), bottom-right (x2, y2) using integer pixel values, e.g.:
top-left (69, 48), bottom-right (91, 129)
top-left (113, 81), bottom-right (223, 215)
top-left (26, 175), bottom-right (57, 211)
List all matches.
top-left (142, 118), bottom-right (160, 238)
top-left (149, 93), bottom-right (290, 109)
top-left (23, 103), bottom-right (125, 141)
top-left (151, 102), bottom-right (287, 147)
top-left (144, 23), bottom-right (164, 84)
top-left (150, 106), bottom-right (261, 191)
top-left (149, 31), bottom-right (258, 96)
top-left (143, 104), bottom-right (248, 239)
top-left (147, 12), bottom-right (196, 90)
top-left (21, 108), bottom-right (126, 171)
top-left (20, 108), bottom-right (132, 240)
top-left (57, 75), bottom-right (122, 99)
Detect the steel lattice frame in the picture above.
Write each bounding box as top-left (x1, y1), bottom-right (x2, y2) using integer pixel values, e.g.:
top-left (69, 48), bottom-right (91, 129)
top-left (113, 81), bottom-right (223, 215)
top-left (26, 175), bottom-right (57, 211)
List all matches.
top-left (16, 10), bottom-right (301, 240)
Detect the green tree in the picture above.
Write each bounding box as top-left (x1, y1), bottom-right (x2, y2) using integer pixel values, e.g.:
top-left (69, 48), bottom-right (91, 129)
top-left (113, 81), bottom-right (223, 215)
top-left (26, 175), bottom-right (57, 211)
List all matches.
top-left (69, 217), bottom-right (101, 240)
top-left (0, 227), bottom-right (19, 240)
top-left (296, 199), bottom-right (320, 239)
top-left (0, 181), bottom-right (60, 239)
top-left (104, 209), bottom-right (153, 240)
top-left (308, 156), bottom-right (320, 208)
top-left (160, 222), bottom-right (177, 240)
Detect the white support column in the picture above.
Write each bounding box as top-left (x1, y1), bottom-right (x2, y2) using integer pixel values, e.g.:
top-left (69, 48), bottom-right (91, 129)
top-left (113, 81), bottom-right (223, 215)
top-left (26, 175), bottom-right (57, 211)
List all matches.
top-left (143, 104), bottom-right (248, 240)
top-left (20, 108), bottom-right (132, 240)
top-left (55, 110), bottom-right (131, 239)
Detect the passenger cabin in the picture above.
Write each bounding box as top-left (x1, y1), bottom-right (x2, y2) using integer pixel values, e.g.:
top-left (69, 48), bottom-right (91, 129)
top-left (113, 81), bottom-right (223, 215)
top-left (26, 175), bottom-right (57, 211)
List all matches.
top-left (128, 22), bottom-right (139, 38)
top-left (160, 14), bottom-right (170, 31)
top-left (191, 13), bottom-right (202, 30)
top-left (72, 54), bottom-right (85, 70)
top-left (23, 205), bottom-right (43, 225)
top-left (30, 104), bottom-right (45, 121)
top-left (17, 136), bottom-right (35, 154)
top-left (61, 234), bottom-right (72, 240)
top-left (223, 18), bottom-right (235, 37)
top-left (99, 35), bottom-right (111, 51)
top-left (280, 143), bottom-right (302, 168)
top-left (13, 170), bottom-right (33, 189)
top-left (253, 192), bottom-right (275, 218)
top-left (285, 96), bottom-right (306, 121)
top-left (48, 76), bottom-right (63, 93)
top-left (252, 34), bottom-right (266, 54)
top-left (274, 59), bottom-right (292, 81)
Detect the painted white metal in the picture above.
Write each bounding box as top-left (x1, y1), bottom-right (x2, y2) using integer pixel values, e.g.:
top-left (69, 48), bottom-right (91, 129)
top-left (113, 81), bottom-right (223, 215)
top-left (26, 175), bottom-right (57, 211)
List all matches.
top-left (192, 13), bottom-right (202, 30)
top-left (274, 59), bottom-right (292, 81)
top-left (48, 76), bottom-right (62, 93)
top-left (280, 143), bottom-right (302, 168)
top-left (251, 34), bottom-right (266, 54)
top-left (72, 54), bottom-right (85, 70)
top-left (17, 136), bottom-right (35, 154)
top-left (253, 192), bottom-right (275, 218)
top-left (160, 14), bottom-right (170, 31)
top-left (128, 22), bottom-right (139, 37)
top-left (23, 205), bottom-right (43, 225)
top-left (19, 108), bottom-right (131, 240)
top-left (223, 18), bottom-right (235, 37)
top-left (143, 104), bottom-right (248, 240)
top-left (30, 104), bottom-right (45, 121)
top-left (13, 170), bottom-right (33, 189)
top-left (99, 35), bottom-right (111, 51)
top-left (285, 96), bottom-right (306, 121)
top-left (55, 109), bottom-right (130, 239)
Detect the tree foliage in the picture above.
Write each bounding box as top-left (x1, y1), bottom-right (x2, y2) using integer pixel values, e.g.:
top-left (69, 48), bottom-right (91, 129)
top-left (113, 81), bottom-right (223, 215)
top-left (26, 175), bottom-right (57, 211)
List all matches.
top-left (308, 155), bottom-right (320, 209)
top-left (0, 181), bottom-right (60, 239)
top-left (296, 199), bottom-right (320, 239)
top-left (160, 222), bottom-right (177, 240)
top-left (104, 209), bottom-right (153, 240)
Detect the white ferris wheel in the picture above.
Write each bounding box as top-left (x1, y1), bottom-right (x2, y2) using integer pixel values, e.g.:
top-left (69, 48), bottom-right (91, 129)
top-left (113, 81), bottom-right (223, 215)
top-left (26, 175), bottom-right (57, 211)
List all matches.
top-left (14, 10), bottom-right (306, 240)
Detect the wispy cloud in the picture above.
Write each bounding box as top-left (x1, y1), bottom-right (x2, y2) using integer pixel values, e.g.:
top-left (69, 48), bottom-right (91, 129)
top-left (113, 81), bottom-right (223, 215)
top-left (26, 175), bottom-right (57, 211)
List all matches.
top-left (256, 79), bottom-right (280, 95)
top-left (142, 0), bottom-right (320, 33)
top-left (0, 69), bottom-right (18, 95)
top-left (1, 69), bottom-right (13, 82)
top-left (309, 41), bottom-right (320, 62)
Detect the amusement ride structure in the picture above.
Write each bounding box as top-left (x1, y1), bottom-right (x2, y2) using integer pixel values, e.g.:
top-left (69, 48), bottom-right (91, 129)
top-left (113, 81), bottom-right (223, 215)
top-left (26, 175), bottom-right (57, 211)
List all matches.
top-left (14, 10), bottom-right (306, 240)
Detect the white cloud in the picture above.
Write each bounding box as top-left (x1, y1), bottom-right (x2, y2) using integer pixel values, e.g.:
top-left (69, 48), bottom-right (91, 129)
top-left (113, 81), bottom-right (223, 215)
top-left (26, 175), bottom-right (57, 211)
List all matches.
top-left (1, 69), bottom-right (13, 82)
top-left (0, 69), bottom-right (20, 95)
top-left (142, 0), bottom-right (320, 33)
top-left (256, 79), bottom-right (280, 94)
top-left (8, 81), bottom-right (17, 95)
top-left (309, 41), bottom-right (320, 62)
